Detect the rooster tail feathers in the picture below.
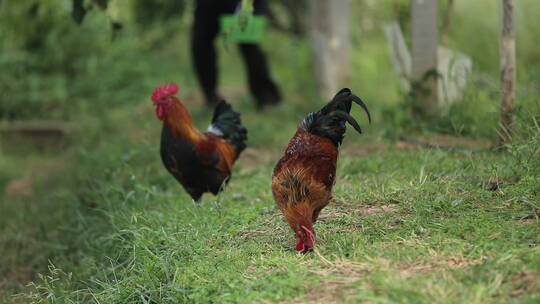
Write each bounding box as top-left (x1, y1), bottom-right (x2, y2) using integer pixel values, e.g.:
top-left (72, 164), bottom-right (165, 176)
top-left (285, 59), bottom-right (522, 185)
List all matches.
top-left (208, 100), bottom-right (247, 154)
top-left (300, 88), bottom-right (371, 145)
top-left (323, 88), bottom-right (371, 123)
top-left (210, 100), bottom-right (232, 123)
top-left (328, 110), bottom-right (363, 134)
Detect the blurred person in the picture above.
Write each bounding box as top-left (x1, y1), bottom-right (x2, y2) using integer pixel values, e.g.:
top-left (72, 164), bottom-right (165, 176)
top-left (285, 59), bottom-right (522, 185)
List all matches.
top-left (192, 0), bottom-right (282, 108)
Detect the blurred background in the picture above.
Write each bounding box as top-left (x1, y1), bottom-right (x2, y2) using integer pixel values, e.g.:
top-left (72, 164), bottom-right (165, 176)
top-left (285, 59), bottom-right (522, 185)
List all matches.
top-left (0, 0), bottom-right (539, 301)
top-left (1, 0), bottom-right (538, 136)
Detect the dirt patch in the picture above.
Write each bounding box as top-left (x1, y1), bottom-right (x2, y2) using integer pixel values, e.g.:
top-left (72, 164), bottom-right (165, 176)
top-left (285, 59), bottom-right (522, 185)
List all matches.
top-left (239, 212), bottom-right (286, 240)
top-left (237, 147), bottom-right (278, 171)
top-left (293, 281), bottom-right (360, 304)
top-left (428, 134), bottom-right (492, 150)
top-left (518, 217), bottom-right (539, 225)
top-left (507, 271), bottom-right (540, 297)
top-left (0, 266), bottom-right (37, 297)
top-left (244, 264), bottom-right (285, 282)
top-left (240, 200), bottom-right (402, 240)
top-left (516, 208), bottom-right (540, 223)
top-left (3, 153), bottom-right (72, 197)
top-left (397, 135), bottom-right (493, 151)
top-left (342, 141), bottom-right (388, 157)
top-left (319, 200), bottom-right (400, 222)
top-left (358, 204), bottom-right (399, 217)
top-left (307, 256), bottom-right (373, 279)
top-left (397, 254), bottom-right (485, 278)
top-left (307, 253), bottom-right (483, 281)
top-left (4, 179), bottom-right (33, 196)
top-left (282, 253), bottom-right (486, 303)
top-left (289, 257), bottom-right (373, 304)
top-left (23, 153), bottom-right (72, 181)
top-left (482, 176), bottom-right (520, 191)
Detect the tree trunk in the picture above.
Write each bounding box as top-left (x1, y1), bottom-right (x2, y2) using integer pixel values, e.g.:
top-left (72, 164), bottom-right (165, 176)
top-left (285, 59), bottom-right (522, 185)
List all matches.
top-left (441, 0), bottom-right (454, 47)
top-left (311, 0), bottom-right (350, 99)
top-left (411, 0), bottom-right (438, 116)
top-left (498, 0), bottom-right (516, 147)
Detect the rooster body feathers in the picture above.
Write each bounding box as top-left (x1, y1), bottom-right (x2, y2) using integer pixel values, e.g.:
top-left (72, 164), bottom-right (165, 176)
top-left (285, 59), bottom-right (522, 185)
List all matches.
top-left (160, 126), bottom-right (227, 201)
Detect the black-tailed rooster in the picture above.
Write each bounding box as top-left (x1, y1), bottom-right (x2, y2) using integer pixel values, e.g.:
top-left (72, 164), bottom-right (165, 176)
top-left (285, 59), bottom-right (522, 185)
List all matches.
top-left (272, 88), bottom-right (371, 253)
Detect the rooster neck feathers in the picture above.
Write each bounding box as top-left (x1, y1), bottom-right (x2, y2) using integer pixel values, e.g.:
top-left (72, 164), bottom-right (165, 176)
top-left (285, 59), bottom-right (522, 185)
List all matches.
top-left (164, 101), bottom-right (203, 143)
top-left (299, 112), bottom-right (347, 146)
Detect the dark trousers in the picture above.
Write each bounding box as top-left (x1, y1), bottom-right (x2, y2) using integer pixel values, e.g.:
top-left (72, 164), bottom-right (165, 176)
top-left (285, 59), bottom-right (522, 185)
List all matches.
top-left (192, 0), bottom-right (281, 107)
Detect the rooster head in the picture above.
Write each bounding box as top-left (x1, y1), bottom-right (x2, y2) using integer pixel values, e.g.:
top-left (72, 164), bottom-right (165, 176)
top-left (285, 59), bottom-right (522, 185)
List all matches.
top-left (151, 83), bottom-right (179, 121)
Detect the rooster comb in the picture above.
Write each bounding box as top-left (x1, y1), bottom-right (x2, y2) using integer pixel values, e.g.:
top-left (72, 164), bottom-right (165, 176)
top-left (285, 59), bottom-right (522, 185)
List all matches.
top-left (151, 83), bottom-right (179, 102)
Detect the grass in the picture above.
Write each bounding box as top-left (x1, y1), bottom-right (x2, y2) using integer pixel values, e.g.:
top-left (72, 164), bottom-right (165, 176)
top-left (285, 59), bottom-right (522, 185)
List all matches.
top-left (2, 102), bottom-right (539, 303)
top-left (1, 0), bottom-right (540, 303)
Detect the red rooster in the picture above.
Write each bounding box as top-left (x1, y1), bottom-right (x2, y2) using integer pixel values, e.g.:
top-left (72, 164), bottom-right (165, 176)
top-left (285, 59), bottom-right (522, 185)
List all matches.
top-left (152, 83), bottom-right (247, 201)
top-left (272, 88), bottom-right (371, 253)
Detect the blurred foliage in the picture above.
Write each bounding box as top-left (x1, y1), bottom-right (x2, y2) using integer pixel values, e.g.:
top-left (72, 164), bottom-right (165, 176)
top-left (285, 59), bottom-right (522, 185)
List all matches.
top-left (267, 0), bottom-right (308, 36)
top-left (0, 0), bottom-right (111, 119)
top-left (132, 0), bottom-right (186, 27)
top-left (0, 0), bottom-right (538, 137)
top-left (72, 0), bottom-right (108, 25)
top-left (0, 0), bottom-right (188, 120)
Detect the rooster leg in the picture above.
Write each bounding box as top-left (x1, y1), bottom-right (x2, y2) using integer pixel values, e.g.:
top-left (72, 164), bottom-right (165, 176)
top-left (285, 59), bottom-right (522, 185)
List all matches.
top-left (191, 197), bottom-right (202, 217)
top-left (189, 190), bottom-right (203, 203)
top-left (191, 198), bottom-right (205, 218)
top-left (218, 177), bottom-right (230, 194)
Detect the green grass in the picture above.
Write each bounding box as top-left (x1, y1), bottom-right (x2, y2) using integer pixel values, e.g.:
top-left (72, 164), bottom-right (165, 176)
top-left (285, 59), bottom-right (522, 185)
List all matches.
top-left (2, 102), bottom-right (539, 303)
top-left (1, 0), bottom-right (540, 303)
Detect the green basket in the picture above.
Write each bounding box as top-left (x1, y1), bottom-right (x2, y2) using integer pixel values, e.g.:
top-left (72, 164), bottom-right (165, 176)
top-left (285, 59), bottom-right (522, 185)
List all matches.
top-left (220, 15), bottom-right (266, 43)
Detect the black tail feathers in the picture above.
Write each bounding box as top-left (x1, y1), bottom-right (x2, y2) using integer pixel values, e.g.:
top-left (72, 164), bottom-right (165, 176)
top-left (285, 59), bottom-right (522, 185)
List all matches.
top-left (208, 100), bottom-right (248, 154)
top-left (321, 88), bottom-right (371, 125)
top-left (301, 88), bottom-right (371, 145)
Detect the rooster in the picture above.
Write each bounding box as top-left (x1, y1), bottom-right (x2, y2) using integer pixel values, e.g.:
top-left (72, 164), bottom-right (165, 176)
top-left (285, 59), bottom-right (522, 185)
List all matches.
top-left (151, 83), bottom-right (247, 201)
top-left (272, 88), bottom-right (371, 253)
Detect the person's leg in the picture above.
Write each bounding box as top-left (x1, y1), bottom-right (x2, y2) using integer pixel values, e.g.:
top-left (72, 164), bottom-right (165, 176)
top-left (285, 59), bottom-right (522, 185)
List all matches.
top-left (191, 0), bottom-right (221, 106)
top-left (238, 0), bottom-right (281, 107)
top-left (238, 44), bottom-right (281, 107)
